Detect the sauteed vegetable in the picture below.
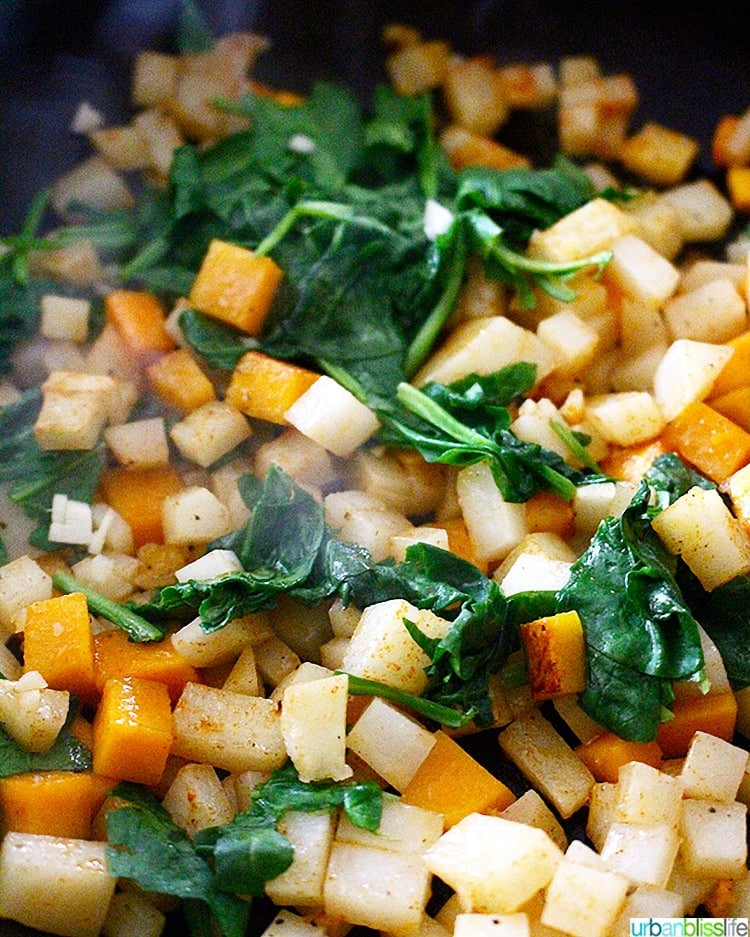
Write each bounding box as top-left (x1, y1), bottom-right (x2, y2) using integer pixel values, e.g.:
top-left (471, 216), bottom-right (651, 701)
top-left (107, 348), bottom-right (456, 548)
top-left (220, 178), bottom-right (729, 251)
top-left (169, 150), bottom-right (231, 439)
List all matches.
top-left (2, 5), bottom-right (750, 936)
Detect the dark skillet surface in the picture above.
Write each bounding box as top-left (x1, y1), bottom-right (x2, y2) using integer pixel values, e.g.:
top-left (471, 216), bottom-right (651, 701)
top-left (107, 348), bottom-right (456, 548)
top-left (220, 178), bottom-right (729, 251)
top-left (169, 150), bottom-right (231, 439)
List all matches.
top-left (0, 2), bottom-right (749, 935)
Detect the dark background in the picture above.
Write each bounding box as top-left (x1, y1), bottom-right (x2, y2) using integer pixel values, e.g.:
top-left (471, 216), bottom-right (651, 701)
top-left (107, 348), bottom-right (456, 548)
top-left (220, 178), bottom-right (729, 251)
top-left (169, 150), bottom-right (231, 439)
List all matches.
top-left (1, 0), bottom-right (749, 235)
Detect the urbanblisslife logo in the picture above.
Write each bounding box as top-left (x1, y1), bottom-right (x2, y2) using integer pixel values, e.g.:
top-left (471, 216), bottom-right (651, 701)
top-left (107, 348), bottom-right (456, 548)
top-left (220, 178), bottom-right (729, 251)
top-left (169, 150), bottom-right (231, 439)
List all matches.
top-left (630, 920), bottom-right (749, 937)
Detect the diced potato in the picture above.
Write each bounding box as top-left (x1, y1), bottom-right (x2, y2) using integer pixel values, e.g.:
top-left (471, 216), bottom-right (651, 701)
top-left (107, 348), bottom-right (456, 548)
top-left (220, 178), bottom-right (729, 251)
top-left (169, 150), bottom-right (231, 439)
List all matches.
top-left (324, 839), bottom-right (432, 933)
top-left (280, 672), bottom-right (352, 782)
top-left (0, 675), bottom-right (69, 753)
top-left (496, 62), bottom-right (557, 109)
top-left (662, 279), bottom-right (747, 344)
top-left (585, 391), bottom-right (665, 446)
top-left (346, 697), bottom-right (436, 792)
top-left (457, 461), bottom-right (527, 565)
top-left (101, 889), bottom-right (166, 937)
top-left (169, 400), bottom-right (251, 468)
top-left (651, 485), bottom-right (750, 591)
top-left (659, 179), bottom-right (734, 243)
top-left (552, 694), bottom-right (604, 746)
top-left (172, 682), bottom-right (287, 773)
top-left (341, 598), bottom-right (450, 695)
top-left (572, 480), bottom-right (635, 540)
top-left (527, 198), bottom-right (638, 263)
top-left (161, 762), bottom-right (235, 836)
top-left (254, 635), bottom-right (302, 688)
top-left (337, 795), bottom-right (443, 854)
top-left (35, 370), bottom-right (117, 451)
top-left (386, 40), bottom-right (452, 95)
top-left (51, 155), bottom-right (133, 220)
top-left (254, 427), bottom-right (338, 494)
top-left (604, 233), bottom-right (680, 306)
top-left (586, 782), bottom-right (618, 852)
top-left (162, 486), bottom-right (234, 544)
top-left (284, 376), bottom-right (380, 458)
top-left (600, 821), bottom-right (680, 887)
top-left (131, 108), bottom-right (184, 179)
top-left (620, 122), bottom-right (699, 187)
top-left (679, 799), bottom-right (748, 879)
top-left (104, 416), bottom-right (170, 469)
top-left (609, 887), bottom-right (685, 937)
top-left (89, 125), bottom-right (151, 172)
top-left (613, 761), bottom-right (683, 828)
top-left (652, 339), bottom-right (735, 421)
top-left (680, 259), bottom-right (748, 297)
top-left (0, 556), bottom-right (53, 636)
top-left (442, 56), bottom-right (509, 136)
top-left (624, 190), bottom-right (684, 260)
top-left (499, 789), bottom-right (568, 852)
top-left (352, 447), bottom-right (446, 517)
top-left (130, 50), bottom-right (179, 107)
top-left (423, 813), bottom-right (563, 913)
top-left (414, 316), bottom-right (555, 388)
top-left (454, 913), bottom-right (530, 937)
top-left (498, 708), bottom-right (595, 819)
top-left (0, 833), bottom-right (116, 937)
top-left (40, 295), bottom-right (90, 343)
top-left (259, 909), bottom-right (326, 937)
top-left (171, 614), bottom-right (266, 668)
top-left (537, 309), bottom-right (601, 378)
top-left (679, 731), bottom-right (749, 803)
top-left (265, 811), bottom-right (335, 908)
top-left (541, 857), bottom-right (629, 937)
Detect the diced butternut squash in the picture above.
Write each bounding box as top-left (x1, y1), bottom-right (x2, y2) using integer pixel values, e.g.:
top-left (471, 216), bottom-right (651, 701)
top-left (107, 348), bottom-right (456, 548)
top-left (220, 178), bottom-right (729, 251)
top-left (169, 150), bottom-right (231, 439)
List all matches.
top-left (660, 401), bottom-right (750, 483)
top-left (600, 438), bottom-right (667, 484)
top-left (440, 125), bottom-right (531, 171)
top-left (401, 730), bottom-right (516, 827)
top-left (620, 122), bottom-right (700, 187)
top-left (519, 611), bottom-right (586, 701)
top-left (146, 348), bottom-right (216, 413)
top-left (713, 114), bottom-right (740, 167)
top-left (98, 465), bottom-right (185, 547)
top-left (92, 676), bottom-right (173, 786)
top-left (93, 628), bottom-right (201, 704)
top-left (225, 350), bottom-right (319, 424)
top-left (709, 331), bottom-right (750, 398)
top-left (439, 516), bottom-right (489, 574)
top-left (711, 386), bottom-right (750, 433)
top-left (575, 732), bottom-right (663, 783)
top-left (22, 592), bottom-right (96, 701)
top-left (0, 772), bottom-right (97, 839)
top-left (524, 491), bottom-right (575, 539)
top-left (656, 692), bottom-right (738, 759)
top-left (727, 167), bottom-right (750, 213)
top-left (188, 238), bottom-right (283, 335)
top-left (104, 290), bottom-right (176, 365)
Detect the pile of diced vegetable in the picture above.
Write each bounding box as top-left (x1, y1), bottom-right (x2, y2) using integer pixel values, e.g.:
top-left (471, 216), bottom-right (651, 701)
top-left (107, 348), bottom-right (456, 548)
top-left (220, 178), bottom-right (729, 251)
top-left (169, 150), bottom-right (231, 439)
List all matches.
top-left (3, 6), bottom-right (750, 937)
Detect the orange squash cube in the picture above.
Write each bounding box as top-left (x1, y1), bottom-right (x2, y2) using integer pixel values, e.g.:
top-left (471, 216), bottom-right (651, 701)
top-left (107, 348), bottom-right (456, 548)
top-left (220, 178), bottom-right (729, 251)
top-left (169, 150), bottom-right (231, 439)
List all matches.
top-left (98, 465), bottom-right (185, 547)
top-left (711, 387), bottom-right (750, 433)
top-left (524, 491), bottom-right (575, 539)
top-left (92, 676), bottom-right (173, 786)
top-left (709, 331), bottom-right (750, 398)
top-left (146, 348), bottom-right (216, 413)
top-left (189, 238), bottom-right (283, 335)
top-left (727, 166), bottom-right (750, 213)
top-left (0, 771), bottom-right (97, 839)
top-left (656, 692), bottom-right (738, 759)
top-left (576, 732), bottom-right (663, 783)
top-left (519, 610), bottom-right (586, 701)
top-left (661, 401), bottom-right (750, 484)
top-left (104, 290), bottom-right (176, 364)
top-left (93, 628), bottom-right (201, 704)
top-left (23, 592), bottom-right (96, 701)
top-left (225, 350), bottom-right (319, 424)
top-left (401, 730), bottom-right (515, 827)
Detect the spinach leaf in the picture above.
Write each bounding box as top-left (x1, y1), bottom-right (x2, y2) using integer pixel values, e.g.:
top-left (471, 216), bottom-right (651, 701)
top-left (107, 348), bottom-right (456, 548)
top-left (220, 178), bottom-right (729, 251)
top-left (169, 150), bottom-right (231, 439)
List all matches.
top-left (0, 702), bottom-right (92, 779)
top-left (696, 576), bottom-right (750, 689)
top-left (193, 762), bottom-right (382, 896)
top-left (178, 308), bottom-right (258, 371)
top-left (176, 0), bottom-right (216, 53)
top-left (106, 784), bottom-right (248, 937)
top-left (557, 481), bottom-right (705, 740)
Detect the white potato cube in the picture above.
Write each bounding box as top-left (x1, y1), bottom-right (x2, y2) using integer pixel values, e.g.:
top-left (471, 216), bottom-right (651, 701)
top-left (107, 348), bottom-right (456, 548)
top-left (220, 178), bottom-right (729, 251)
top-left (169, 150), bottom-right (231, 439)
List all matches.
top-left (390, 525), bottom-right (451, 563)
top-left (651, 485), bottom-right (750, 591)
top-left (600, 821), bottom-right (680, 887)
top-left (0, 644), bottom-right (22, 680)
top-left (346, 697), bottom-right (436, 792)
top-left (0, 833), bottom-right (116, 937)
top-left (280, 672), bottom-right (352, 782)
top-left (619, 297), bottom-right (671, 357)
top-left (353, 447), bottom-right (446, 516)
top-left (161, 762), bottom-right (235, 836)
top-left (170, 400), bottom-right (251, 468)
top-left (679, 730), bottom-right (749, 803)
top-left (101, 889), bottom-right (166, 937)
top-left (335, 503), bottom-right (414, 563)
top-left (336, 795), bottom-right (444, 854)
top-left (162, 486), bottom-right (233, 544)
top-left (414, 316), bottom-right (555, 388)
top-left (613, 761), bottom-right (683, 828)
top-left (573, 481), bottom-right (635, 540)
top-left (499, 789), bottom-right (568, 852)
top-left (0, 677), bottom-right (69, 753)
top-left (652, 339), bottom-right (735, 421)
top-left (540, 857), bottom-right (629, 937)
top-left (457, 461), bottom-right (527, 565)
top-left (175, 548), bottom-right (243, 583)
top-left (171, 614), bottom-right (262, 668)
top-left (679, 798), bottom-right (748, 879)
top-left (612, 341), bottom-right (671, 392)
top-left (0, 556), bottom-right (53, 636)
top-left (324, 840), bottom-right (432, 932)
top-left (663, 279), bottom-right (747, 344)
top-left (222, 645), bottom-right (262, 697)
top-left (680, 259), bottom-right (748, 295)
top-left (284, 376), bottom-right (380, 458)
top-left (40, 295), bottom-right (90, 343)
top-left (172, 682), bottom-right (286, 773)
top-left (259, 908), bottom-right (327, 937)
top-left (423, 813), bottom-right (563, 913)
top-left (70, 552), bottom-right (138, 602)
top-left (609, 886), bottom-right (685, 937)
top-left (605, 233), bottom-right (680, 306)
top-left (624, 191), bottom-right (684, 260)
top-left (52, 155), bottom-right (133, 219)
top-left (265, 811), bottom-right (335, 908)
top-left (586, 782), bottom-right (618, 852)
top-left (497, 552), bottom-right (572, 596)
top-left (341, 598), bottom-right (450, 695)
top-left (254, 635), bottom-right (302, 688)
top-left (659, 179), bottom-right (733, 242)
top-left (585, 391), bottom-right (665, 446)
top-left (510, 397), bottom-right (573, 461)
top-left (527, 198), bottom-right (638, 263)
top-left (35, 370), bottom-right (117, 450)
top-left (254, 427), bottom-right (338, 493)
top-left (537, 309), bottom-right (600, 378)
top-left (104, 417), bottom-right (170, 468)
top-left (498, 708), bottom-right (595, 819)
